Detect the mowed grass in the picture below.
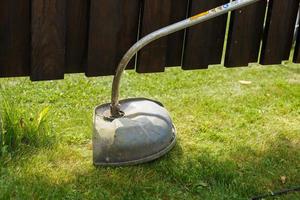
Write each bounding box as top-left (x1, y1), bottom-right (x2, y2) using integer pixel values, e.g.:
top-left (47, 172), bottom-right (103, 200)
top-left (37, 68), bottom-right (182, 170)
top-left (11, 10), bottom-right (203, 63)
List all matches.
top-left (0, 63), bottom-right (299, 200)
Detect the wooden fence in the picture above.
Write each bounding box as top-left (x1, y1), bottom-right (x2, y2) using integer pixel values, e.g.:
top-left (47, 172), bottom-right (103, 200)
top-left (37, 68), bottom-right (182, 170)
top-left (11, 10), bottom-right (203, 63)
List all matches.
top-left (0, 0), bottom-right (299, 81)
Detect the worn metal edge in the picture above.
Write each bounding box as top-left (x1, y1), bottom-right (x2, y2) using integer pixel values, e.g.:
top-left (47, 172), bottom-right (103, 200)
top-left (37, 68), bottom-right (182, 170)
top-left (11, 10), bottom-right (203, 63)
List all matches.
top-left (93, 125), bottom-right (176, 166)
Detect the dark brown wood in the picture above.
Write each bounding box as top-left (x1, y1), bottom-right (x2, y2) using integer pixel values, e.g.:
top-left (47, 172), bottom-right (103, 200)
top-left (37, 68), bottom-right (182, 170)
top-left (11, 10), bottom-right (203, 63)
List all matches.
top-left (137, 0), bottom-right (171, 73)
top-left (31, 0), bottom-right (66, 81)
top-left (284, 4), bottom-right (300, 60)
top-left (166, 0), bottom-right (188, 67)
top-left (137, 0), bottom-right (187, 73)
top-left (1, 0), bottom-right (300, 80)
top-left (65, 0), bottom-right (89, 73)
top-left (87, 0), bottom-right (140, 76)
top-left (225, 1), bottom-right (267, 67)
top-left (293, 23), bottom-right (300, 62)
top-left (260, 0), bottom-right (299, 65)
top-left (0, 0), bottom-right (30, 77)
top-left (183, 0), bottom-right (229, 70)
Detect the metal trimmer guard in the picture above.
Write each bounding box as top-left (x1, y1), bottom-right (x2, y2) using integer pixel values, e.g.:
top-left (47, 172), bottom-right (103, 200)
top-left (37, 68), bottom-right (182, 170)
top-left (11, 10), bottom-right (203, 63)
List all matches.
top-left (93, 98), bottom-right (176, 166)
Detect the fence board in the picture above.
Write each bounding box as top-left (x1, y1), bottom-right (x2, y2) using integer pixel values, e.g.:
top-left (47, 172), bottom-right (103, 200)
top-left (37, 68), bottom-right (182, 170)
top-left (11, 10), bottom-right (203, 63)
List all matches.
top-left (183, 0), bottom-right (229, 70)
top-left (137, 0), bottom-right (187, 72)
top-left (31, 0), bottom-right (66, 81)
top-left (0, 0), bottom-right (30, 77)
top-left (87, 0), bottom-right (140, 76)
top-left (166, 0), bottom-right (188, 67)
top-left (283, 4), bottom-right (300, 60)
top-left (225, 1), bottom-right (267, 67)
top-left (260, 0), bottom-right (299, 65)
top-left (65, 0), bottom-right (89, 73)
top-left (294, 24), bottom-right (300, 63)
top-left (137, 0), bottom-right (171, 73)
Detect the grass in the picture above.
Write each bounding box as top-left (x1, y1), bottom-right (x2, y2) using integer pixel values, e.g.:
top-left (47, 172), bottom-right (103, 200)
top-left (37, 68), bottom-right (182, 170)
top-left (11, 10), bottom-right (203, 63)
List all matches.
top-left (0, 94), bottom-right (53, 160)
top-left (0, 63), bottom-right (299, 199)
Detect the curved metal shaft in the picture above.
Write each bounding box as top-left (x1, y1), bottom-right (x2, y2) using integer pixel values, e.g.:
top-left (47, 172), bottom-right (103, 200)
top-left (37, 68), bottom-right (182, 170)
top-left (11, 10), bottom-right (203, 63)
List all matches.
top-left (110, 0), bottom-right (261, 117)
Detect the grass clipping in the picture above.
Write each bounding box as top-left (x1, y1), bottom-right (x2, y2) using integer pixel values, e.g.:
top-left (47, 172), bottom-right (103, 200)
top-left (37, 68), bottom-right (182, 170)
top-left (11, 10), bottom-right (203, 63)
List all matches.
top-left (0, 96), bottom-right (53, 157)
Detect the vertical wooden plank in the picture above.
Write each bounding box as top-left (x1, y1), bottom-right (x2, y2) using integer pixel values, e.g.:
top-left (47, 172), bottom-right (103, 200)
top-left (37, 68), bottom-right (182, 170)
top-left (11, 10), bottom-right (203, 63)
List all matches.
top-left (283, 4), bottom-right (300, 60)
top-left (65, 0), bottom-right (89, 73)
top-left (260, 0), bottom-right (299, 65)
top-left (87, 0), bottom-right (140, 77)
top-left (0, 0), bottom-right (30, 77)
top-left (137, 0), bottom-right (187, 72)
top-left (293, 21), bottom-right (300, 62)
top-left (166, 0), bottom-right (188, 67)
top-left (225, 1), bottom-right (267, 67)
top-left (31, 0), bottom-right (66, 81)
top-left (136, 0), bottom-right (171, 73)
top-left (183, 0), bottom-right (229, 70)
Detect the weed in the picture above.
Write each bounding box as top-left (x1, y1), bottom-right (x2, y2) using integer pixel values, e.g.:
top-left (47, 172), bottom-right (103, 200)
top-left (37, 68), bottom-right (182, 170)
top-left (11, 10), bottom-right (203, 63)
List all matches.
top-left (0, 95), bottom-right (54, 157)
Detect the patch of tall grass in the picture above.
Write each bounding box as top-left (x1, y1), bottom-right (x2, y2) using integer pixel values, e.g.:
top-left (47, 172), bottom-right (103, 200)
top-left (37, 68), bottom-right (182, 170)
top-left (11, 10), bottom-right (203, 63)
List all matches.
top-left (0, 95), bottom-right (54, 158)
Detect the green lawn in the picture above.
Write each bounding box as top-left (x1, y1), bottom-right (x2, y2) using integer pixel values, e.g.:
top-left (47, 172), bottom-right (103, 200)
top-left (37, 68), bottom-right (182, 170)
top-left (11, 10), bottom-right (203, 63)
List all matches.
top-left (0, 63), bottom-right (299, 199)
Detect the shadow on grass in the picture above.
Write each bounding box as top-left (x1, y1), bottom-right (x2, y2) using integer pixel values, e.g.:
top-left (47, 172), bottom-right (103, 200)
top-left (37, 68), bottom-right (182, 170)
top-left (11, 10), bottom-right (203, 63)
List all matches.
top-left (1, 134), bottom-right (299, 200)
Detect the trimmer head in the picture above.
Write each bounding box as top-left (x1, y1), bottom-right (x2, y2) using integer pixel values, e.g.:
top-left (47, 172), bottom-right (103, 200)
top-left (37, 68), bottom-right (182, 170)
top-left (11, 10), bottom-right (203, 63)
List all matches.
top-left (93, 98), bottom-right (176, 166)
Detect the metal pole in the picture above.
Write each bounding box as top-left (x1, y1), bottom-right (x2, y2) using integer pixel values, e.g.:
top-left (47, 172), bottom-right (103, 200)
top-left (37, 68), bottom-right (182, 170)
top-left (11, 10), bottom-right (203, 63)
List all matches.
top-left (110, 0), bottom-right (262, 117)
